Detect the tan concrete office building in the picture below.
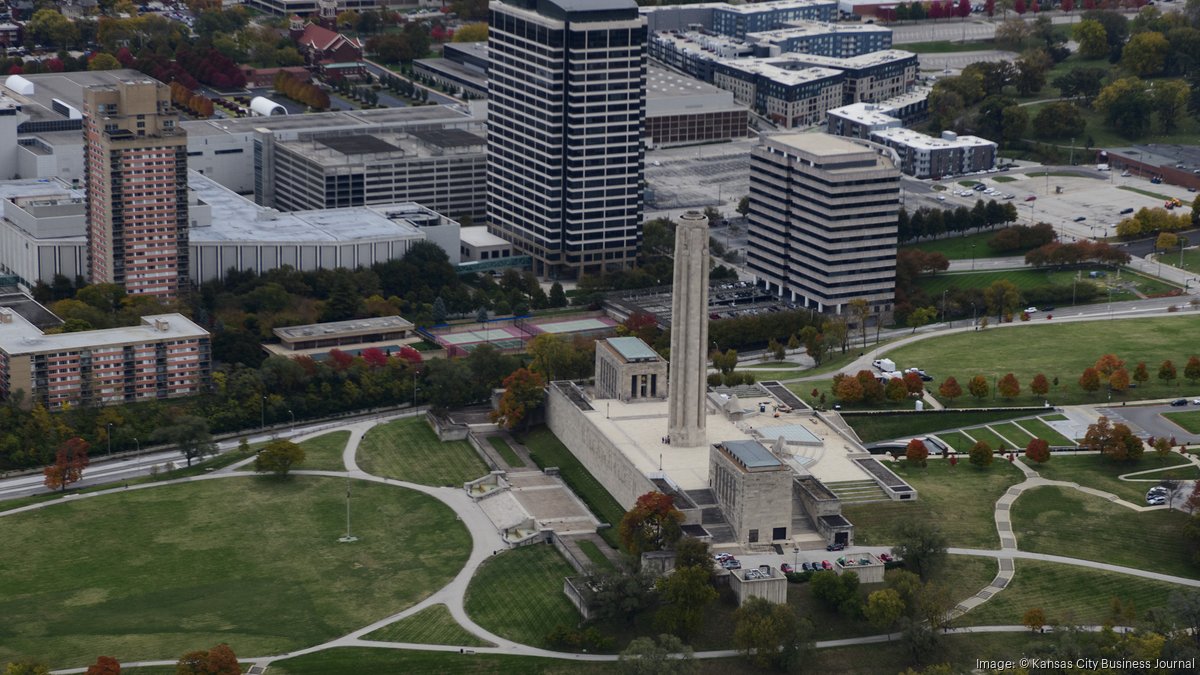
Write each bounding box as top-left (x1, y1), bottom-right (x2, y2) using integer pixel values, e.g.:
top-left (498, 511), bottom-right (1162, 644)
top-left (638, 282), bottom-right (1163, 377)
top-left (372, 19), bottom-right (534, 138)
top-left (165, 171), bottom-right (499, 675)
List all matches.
top-left (746, 133), bottom-right (900, 323)
top-left (709, 440), bottom-right (793, 545)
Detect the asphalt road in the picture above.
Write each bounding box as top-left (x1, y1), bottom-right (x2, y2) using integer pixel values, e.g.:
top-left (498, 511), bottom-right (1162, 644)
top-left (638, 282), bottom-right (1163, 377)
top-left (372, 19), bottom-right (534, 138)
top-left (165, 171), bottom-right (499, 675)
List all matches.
top-left (1097, 402), bottom-right (1200, 444)
top-left (1117, 228), bottom-right (1200, 258)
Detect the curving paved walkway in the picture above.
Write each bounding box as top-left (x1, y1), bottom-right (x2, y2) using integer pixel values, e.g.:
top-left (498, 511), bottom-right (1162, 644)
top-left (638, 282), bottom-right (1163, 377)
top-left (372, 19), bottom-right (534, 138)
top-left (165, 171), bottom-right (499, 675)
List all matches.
top-left (28, 412), bottom-right (1200, 674)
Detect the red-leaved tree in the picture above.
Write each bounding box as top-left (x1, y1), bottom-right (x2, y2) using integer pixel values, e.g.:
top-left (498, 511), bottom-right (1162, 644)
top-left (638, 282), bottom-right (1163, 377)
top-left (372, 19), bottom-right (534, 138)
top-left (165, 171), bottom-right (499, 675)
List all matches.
top-left (997, 373), bottom-right (1021, 399)
top-left (906, 438), bottom-right (929, 467)
top-left (1015, 0), bottom-right (1027, 13)
top-left (1030, 373), bottom-right (1050, 398)
top-left (1025, 438), bottom-right (1051, 463)
top-left (619, 492), bottom-right (684, 556)
top-left (86, 656), bottom-right (121, 675)
top-left (43, 437), bottom-right (90, 493)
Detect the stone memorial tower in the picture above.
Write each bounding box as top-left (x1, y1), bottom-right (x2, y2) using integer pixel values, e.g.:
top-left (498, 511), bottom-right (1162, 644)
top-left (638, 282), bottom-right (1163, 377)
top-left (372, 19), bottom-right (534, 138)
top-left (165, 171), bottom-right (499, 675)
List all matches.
top-left (667, 210), bottom-right (710, 447)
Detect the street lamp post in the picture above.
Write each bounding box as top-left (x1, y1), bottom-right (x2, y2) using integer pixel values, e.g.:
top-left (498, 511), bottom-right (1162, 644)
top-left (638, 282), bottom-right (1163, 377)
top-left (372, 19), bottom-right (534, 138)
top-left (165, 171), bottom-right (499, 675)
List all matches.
top-left (970, 244), bottom-right (976, 271)
top-left (940, 289), bottom-right (948, 325)
top-left (133, 437), bottom-right (140, 464)
top-left (106, 423), bottom-right (113, 456)
top-left (261, 395), bottom-right (267, 430)
top-left (970, 302), bottom-right (977, 328)
top-left (288, 409), bottom-right (295, 433)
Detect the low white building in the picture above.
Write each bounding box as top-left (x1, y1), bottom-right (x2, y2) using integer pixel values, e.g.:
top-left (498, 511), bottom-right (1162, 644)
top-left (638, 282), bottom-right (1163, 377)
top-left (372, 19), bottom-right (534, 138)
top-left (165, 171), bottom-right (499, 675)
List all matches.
top-left (0, 178), bottom-right (87, 286)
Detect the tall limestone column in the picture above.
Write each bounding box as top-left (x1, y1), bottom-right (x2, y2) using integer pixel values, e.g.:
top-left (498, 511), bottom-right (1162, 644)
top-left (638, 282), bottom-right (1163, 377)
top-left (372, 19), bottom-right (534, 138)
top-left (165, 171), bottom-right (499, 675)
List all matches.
top-left (667, 210), bottom-right (710, 447)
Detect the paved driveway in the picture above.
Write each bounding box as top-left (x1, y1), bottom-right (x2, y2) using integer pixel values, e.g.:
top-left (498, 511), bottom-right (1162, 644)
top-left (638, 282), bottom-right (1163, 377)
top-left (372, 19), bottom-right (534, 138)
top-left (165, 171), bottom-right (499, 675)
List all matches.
top-left (1097, 402), bottom-right (1200, 443)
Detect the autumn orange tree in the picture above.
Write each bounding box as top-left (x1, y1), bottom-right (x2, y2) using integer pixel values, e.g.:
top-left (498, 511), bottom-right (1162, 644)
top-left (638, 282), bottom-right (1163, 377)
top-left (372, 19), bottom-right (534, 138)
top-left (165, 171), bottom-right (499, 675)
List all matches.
top-left (833, 373), bottom-right (863, 403)
top-left (902, 371), bottom-right (924, 396)
top-left (1185, 356), bottom-right (1200, 386)
top-left (1159, 360), bottom-right (1178, 387)
top-left (491, 367), bottom-right (546, 431)
top-left (1082, 416), bottom-right (1143, 462)
top-left (176, 643), bottom-right (239, 675)
top-left (855, 370), bottom-right (884, 404)
top-left (85, 656), bottom-right (121, 675)
top-left (1109, 368), bottom-right (1131, 393)
top-left (43, 436), bottom-right (90, 492)
top-left (968, 375), bottom-right (989, 401)
top-left (1078, 367), bottom-right (1101, 394)
top-left (1025, 438), bottom-right (1050, 463)
top-left (1133, 362), bottom-right (1150, 388)
top-left (1030, 373), bottom-right (1049, 399)
top-left (969, 440), bottom-right (993, 468)
top-left (905, 438), bottom-right (928, 467)
top-left (997, 373), bottom-right (1020, 400)
top-left (619, 491), bottom-right (684, 556)
top-left (885, 377), bottom-right (907, 403)
top-left (938, 376), bottom-right (962, 402)
top-left (1093, 353), bottom-right (1125, 382)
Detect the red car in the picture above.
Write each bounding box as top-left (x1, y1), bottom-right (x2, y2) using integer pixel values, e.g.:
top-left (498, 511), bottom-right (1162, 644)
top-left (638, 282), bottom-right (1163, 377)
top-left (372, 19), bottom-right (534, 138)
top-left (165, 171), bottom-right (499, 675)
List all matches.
top-left (1024, 195), bottom-right (1037, 202)
top-left (781, 563), bottom-right (794, 574)
top-left (821, 560), bottom-right (832, 570)
top-left (879, 553), bottom-right (893, 563)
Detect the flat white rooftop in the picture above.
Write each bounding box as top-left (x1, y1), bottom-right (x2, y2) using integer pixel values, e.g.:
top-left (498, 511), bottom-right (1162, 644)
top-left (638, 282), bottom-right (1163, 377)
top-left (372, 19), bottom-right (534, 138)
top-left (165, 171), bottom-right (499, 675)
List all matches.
top-left (747, 20), bottom-right (891, 41)
top-left (720, 60), bottom-right (843, 86)
top-left (460, 225), bottom-right (510, 248)
top-left (872, 127), bottom-right (995, 150)
top-left (774, 49), bottom-right (916, 69)
top-left (580, 396), bottom-right (874, 489)
top-left (0, 312), bottom-right (207, 356)
top-left (187, 171), bottom-right (429, 244)
top-left (828, 102), bottom-right (901, 126)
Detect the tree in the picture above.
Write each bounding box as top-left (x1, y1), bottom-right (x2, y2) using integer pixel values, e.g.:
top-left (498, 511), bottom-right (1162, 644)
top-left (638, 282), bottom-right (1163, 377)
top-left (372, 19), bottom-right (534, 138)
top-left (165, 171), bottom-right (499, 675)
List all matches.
top-left (733, 596), bottom-right (813, 672)
top-left (88, 53), bottom-right (122, 71)
top-left (1074, 19), bottom-right (1109, 58)
top-left (1109, 367), bottom-right (1131, 393)
top-left (997, 373), bottom-right (1020, 399)
top-left (849, 298), bottom-right (871, 347)
top-left (866, 588), bottom-right (906, 636)
top-left (1078, 366), bottom-right (1102, 394)
top-left (655, 565), bottom-right (717, 638)
top-left (618, 634), bottom-right (696, 675)
top-left (620, 492), bottom-right (684, 556)
top-left (581, 562), bottom-right (659, 624)
top-left (1121, 31), bottom-right (1170, 77)
top-left (886, 377), bottom-right (909, 404)
top-left (1023, 607), bottom-right (1047, 632)
top-left (43, 437), bottom-right (90, 493)
top-left (1082, 416), bottom-right (1143, 462)
top-left (548, 282), bottom-right (567, 308)
top-left (253, 439), bottom-right (305, 476)
top-left (3, 662), bottom-right (49, 675)
top-left (970, 440), bottom-right (994, 468)
top-left (903, 372), bottom-right (925, 397)
top-left (891, 521), bottom-right (949, 581)
top-left (153, 414), bottom-right (216, 467)
top-left (492, 368), bottom-right (546, 431)
top-left (810, 570), bottom-right (862, 617)
top-left (85, 656), bottom-right (121, 675)
top-left (1134, 362), bottom-right (1150, 387)
top-left (983, 279), bottom-right (1021, 321)
top-left (938, 376), bottom-right (963, 402)
top-left (27, 8), bottom-right (80, 49)
top-left (834, 374), bottom-right (864, 404)
top-left (1031, 373), bottom-right (1050, 399)
top-left (176, 644), bottom-right (239, 675)
top-left (1016, 0), bottom-right (1027, 13)
top-left (906, 438), bottom-right (929, 467)
top-left (1033, 102), bottom-right (1086, 140)
top-left (1015, 49), bottom-right (1052, 96)
top-left (906, 306), bottom-right (937, 333)
top-left (453, 22), bottom-right (488, 42)
top-left (1152, 80), bottom-right (1189, 134)
top-left (968, 375), bottom-right (990, 401)
top-left (1159, 360), bottom-right (1178, 386)
top-left (1185, 356), bottom-right (1200, 386)
top-left (1025, 438), bottom-right (1051, 463)
top-left (1095, 77), bottom-right (1153, 139)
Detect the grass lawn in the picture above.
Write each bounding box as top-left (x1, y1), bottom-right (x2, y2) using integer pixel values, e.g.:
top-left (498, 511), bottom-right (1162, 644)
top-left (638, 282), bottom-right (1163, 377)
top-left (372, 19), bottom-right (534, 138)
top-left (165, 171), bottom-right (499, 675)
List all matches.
top-left (1010, 486), bottom-right (1198, 579)
top-left (1042, 413), bottom-right (1068, 421)
top-left (361, 604), bottom-right (492, 647)
top-left (843, 410), bottom-right (1037, 444)
top-left (842, 459), bottom-right (1025, 549)
top-left (964, 426), bottom-right (1013, 452)
top-left (905, 230), bottom-right (1016, 261)
top-left (297, 431), bottom-right (351, 471)
top-left (1018, 418), bottom-right (1076, 446)
top-left (358, 417), bottom-right (488, 487)
top-left (1163, 248), bottom-right (1200, 275)
top-left (936, 430), bottom-right (977, 453)
top-left (961, 560), bottom-right (1184, 628)
top-left (916, 267), bottom-right (1175, 303)
top-left (796, 632), bottom-right (1050, 675)
top-left (0, 477), bottom-right (470, 668)
top-left (989, 422), bottom-right (1035, 448)
top-left (1118, 185), bottom-right (1175, 202)
top-left (1021, 454), bottom-right (1198, 503)
top-left (991, 175), bottom-right (1017, 183)
top-left (269, 648), bottom-right (609, 675)
top-left (576, 540), bottom-right (614, 570)
top-left (464, 544), bottom-right (579, 649)
top-left (1023, 97), bottom-right (1200, 147)
top-left (521, 426), bottom-right (625, 547)
top-left (1165, 410), bottom-right (1200, 434)
top-left (486, 436), bottom-right (525, 467)
top-left (882, 317), bottom-right (1200, 407)
top-left (744, 361), bottom-right (802, 369)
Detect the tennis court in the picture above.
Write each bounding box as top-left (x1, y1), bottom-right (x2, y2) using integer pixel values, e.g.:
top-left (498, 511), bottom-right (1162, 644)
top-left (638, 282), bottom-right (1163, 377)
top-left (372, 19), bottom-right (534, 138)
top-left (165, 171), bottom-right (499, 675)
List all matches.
top-left (439, 328), bottom-right (525, 345)
top-left (532, 316), bottom-right (617, 334)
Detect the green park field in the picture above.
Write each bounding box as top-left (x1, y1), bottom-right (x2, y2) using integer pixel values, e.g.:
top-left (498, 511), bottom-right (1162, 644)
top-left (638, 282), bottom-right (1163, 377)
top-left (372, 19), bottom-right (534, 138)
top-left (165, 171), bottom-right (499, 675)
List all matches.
top-left (358, 417), bottom-right (488, 486)
top-left (883, 317), bottom-right (1200, 407)
top-left (0, 477), bottom-right (470, 668)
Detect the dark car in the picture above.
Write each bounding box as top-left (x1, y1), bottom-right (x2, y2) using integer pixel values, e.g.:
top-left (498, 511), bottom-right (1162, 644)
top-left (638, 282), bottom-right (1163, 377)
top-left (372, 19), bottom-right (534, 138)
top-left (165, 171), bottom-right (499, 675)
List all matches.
top-left (826, 542), bottom-right (846, 552)
top-left (801, 562), bottom-right (812, 572)
top-left (1025, 195), bottom-right (1037, 201)
top-left (1171, 399), bottom-right (1188, 407)
top-left (1073, 216), bottom-right (1087, 222)
top-left (1120, 208), bottom-right (1135, 214)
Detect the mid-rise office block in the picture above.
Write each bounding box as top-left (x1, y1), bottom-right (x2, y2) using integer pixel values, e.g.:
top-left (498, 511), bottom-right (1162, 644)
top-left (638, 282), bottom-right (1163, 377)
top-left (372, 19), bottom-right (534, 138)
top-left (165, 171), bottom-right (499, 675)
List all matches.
top-left (83, 79), bottom-right (188, 298)
top-left (747, 134), bottom-right (900, 322)
top-left (486, 0), bottom-right (648, 278)
top-left (775, 50), bottom-right (917, 104)
top-left (868, 128), bottom-right (996, 179)
top-left (0, 310), bottom-right (210, 410)
top-left (641, 1), bottom-right (838, 37)
top-left (713, 60), bottom-right (843, 128)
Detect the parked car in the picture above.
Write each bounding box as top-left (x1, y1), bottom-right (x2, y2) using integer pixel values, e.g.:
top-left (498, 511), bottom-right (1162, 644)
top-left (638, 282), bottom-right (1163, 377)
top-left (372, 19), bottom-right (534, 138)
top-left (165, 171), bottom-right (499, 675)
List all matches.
top-left (821, 560), bottom-right (832, 570)
top-left (1193, 399), bottom-right (1200, 405)
top-left (1025, 195), bottom-right (1037, 201)
top-left (879, 553), bottom-right (893, 563)
top-left (723, 559), bottom-right (742, 570)
top-left (801, 562), bottom-right (812, 572)
top-left (826, 542), bottom-right (846, 552)
top-left (1170, 399), bottom-right (1188, 407)
top-left (1119, 208), bottom-right (1135, 214)
top-left (713, 552), bottom-right (733, 563)
top-left (1073, 216), bottom-right (1087, 222)
top-left (781, 563), bottom-right (794, 574)
top-left (1025, 307), bottom-right (1038, 314)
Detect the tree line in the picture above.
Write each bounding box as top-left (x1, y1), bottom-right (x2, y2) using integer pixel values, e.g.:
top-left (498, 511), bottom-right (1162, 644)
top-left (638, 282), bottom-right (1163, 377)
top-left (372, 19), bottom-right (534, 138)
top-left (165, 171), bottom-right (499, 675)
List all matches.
top-left (897, 199), bottom-right (1019, 244)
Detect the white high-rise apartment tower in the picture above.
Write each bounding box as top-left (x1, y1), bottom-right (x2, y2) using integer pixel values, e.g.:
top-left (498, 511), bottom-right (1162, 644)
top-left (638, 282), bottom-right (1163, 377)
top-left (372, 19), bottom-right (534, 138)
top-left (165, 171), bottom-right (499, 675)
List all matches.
top-left (486, 0), bottom-right (647, 278)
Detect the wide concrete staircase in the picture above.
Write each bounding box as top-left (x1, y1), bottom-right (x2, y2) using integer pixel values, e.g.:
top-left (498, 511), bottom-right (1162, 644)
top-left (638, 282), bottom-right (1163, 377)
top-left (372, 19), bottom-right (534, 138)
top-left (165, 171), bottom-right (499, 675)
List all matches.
top-left (823, 479), bottom-right (889, 504)
top-left (685, 488), bottom-right (736, 543)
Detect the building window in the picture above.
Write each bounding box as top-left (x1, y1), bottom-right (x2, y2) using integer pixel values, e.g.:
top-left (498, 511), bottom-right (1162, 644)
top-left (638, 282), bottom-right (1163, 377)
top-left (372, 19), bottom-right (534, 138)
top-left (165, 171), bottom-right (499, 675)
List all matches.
top-left (772, 527), bottom-right (787, 541)
top-left (748, 529), bottom-right (759, 543)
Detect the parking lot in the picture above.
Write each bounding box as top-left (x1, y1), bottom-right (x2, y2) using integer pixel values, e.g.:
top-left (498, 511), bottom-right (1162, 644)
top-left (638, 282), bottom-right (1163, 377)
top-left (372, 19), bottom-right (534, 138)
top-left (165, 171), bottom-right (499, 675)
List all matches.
top-left (646, 140), bottom-right (754, 218)
top-left (932, 171), bottom-right (1199, 242)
